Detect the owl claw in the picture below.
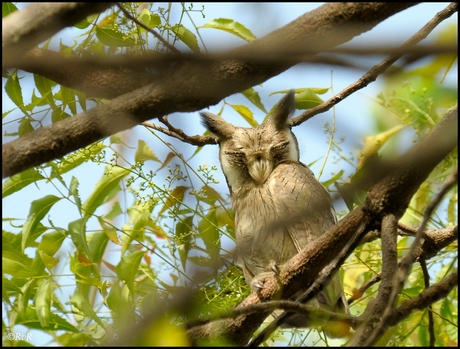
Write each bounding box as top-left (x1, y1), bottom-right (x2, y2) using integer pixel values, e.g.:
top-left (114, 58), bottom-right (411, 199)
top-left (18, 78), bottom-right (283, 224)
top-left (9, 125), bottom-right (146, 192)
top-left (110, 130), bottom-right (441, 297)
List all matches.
top-left (250, 271), bottom-right (277, 292)
top-left (269, 261), bottom-right (280, 275)
top-left (252, 280), bottom-right (265, 289)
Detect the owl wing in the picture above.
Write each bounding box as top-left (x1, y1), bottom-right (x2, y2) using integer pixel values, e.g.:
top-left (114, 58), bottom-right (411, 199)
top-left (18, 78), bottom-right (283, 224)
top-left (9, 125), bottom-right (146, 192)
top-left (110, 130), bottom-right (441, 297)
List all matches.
top-left (237, 160), bottom-right (336, 278)
top-left (268, 160), bottom-right (336, 250)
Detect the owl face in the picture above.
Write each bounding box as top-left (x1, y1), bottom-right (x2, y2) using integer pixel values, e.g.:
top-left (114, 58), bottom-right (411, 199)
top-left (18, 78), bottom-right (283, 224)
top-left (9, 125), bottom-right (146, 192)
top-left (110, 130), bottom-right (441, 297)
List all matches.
top-left (200, 92), bottom-right (299, 191)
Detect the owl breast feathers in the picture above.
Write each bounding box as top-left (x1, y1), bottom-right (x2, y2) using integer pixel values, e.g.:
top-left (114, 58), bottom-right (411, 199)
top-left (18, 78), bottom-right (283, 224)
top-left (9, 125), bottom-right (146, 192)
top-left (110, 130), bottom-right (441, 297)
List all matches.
top-left (200, 91), bottom-right (349, 334)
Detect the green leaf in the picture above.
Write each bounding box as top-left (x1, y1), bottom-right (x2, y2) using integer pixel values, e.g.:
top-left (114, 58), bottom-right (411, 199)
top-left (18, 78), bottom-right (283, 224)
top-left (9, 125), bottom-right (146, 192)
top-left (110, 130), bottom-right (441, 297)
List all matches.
top-left (269, 87), bottom-right (330, 96)
top-left (229, 104), bottom-right (258, 127)
top-left (5, 70), bottom-right (24, 110)
top-left (34, 279), bottom-right (52, 327)
top-left (175, 216), bottom-right (193, 271)
top-left (295, 88), bottom-right (324, 110)
top-left (2, 2), bottom-right (18, 18)
top-left (138, 8), bottom-right (151, 27)
top-left (51, 107), bottom-right (71, 123)
top-left (357, 124), bottom-right (405, 170)
top-left (170, 24), bottom-right (200, 53)
top-left (135, 139), bottom-right (161, 163)
top-left (33, 74), bottom-right (56, 107)
top-left (69, 176), bottom-right (82, 215)
top-left (71, 283), bottom-right (106, 329)
top-left (2, 168), bottom-right (45, 198)
top-left (242, 88), bottom-right (267, 113)
top-left (17, 307), bottom-right (79, 333)
top-left (22, 195), bottom-right (62, 252)
top-left (96, 26), bottom-right (139, 47)
top-left (68, 218), bottom-right (93, 262)
top-left (61, 86), bottom-right (77, 115)
top-left (116, 250), bottom-right (145, 296)
top-left (75, 90), bottom-right (87, 111)
top-left (81, 166), bottom-right (130, 218)
top-left (198, 209), bottom-right (220, 263)
top-left (2, 243), bottom-right (36, 278)
top-left (104, 201), bottom-right (123, 219)
top-left (150, 13), bottom-right (161, 27)
top-left (50, 142), bottom-right (107, 177)
top-left (18, 118), bottom-right (34, 136)
top-left (38, 229), bottom-right (67, 257)
top-left (18, 279), bottom-right (38, 318)
top-left (87, 231), bottom-right (109, 265)
top-left (321, 170), bottom-right (344, 189)
top-left (199, 18), bottom-right (256, 42)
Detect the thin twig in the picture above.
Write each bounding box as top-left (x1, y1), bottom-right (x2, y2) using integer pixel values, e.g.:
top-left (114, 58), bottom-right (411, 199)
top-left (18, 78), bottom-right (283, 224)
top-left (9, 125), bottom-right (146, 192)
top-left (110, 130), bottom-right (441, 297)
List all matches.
top-left (420, 259), bottom-right (435, 347)
top-left (142, 120), bottom-right (217, 146)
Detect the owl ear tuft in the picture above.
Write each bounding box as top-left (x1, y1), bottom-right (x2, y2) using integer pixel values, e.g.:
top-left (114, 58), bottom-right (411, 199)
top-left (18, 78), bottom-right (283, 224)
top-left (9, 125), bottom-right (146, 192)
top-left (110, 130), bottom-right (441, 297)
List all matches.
top-left (200, 112), bottom-right (236, 140)
top-left (268, 90), bottom-right (296, 130)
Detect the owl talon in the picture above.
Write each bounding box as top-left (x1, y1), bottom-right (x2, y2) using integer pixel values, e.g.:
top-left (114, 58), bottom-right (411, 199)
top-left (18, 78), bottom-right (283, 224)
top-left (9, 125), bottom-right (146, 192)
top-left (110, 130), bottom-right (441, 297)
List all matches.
top-left (270, 261), bottom-right (280, 275)
top-left (250, 272), bottom-right (276, 292)
top-left (252, 281), bottom-right (264, 289)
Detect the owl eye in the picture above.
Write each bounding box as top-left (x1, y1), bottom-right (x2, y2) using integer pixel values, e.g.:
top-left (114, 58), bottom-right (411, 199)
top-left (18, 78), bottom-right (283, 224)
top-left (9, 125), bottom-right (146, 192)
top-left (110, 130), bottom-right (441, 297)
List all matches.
top-left (271, 141), bottom-right (289, 152)
top-left (225, 150), bottom-right (246, 163)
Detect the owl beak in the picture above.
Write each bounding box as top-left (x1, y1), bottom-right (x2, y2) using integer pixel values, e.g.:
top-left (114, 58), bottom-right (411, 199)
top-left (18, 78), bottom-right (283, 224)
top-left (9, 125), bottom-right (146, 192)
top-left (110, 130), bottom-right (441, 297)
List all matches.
top-left (248, 158), bottom-right (273, 185)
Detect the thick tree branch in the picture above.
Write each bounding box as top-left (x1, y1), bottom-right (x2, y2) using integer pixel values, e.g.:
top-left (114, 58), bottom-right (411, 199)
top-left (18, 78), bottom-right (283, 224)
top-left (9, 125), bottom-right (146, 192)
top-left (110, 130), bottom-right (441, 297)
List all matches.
top-left (2, 2), bottom-right (417, 178)
top-left (348, 214), bottom-right (398, 346)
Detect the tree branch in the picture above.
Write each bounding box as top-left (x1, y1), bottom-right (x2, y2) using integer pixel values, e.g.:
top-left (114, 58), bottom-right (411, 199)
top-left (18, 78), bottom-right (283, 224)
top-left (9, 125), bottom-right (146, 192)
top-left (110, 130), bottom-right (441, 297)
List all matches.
top-left (2, 2), bottom-right (418, 178)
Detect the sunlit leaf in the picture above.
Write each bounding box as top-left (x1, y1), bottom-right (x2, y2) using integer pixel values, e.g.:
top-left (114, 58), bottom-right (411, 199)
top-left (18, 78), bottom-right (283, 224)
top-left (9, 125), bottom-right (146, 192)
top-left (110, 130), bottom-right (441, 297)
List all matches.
top-left (96, 26), bottom-right (139, 47)
top-left (199, 18), bottom-right (256, 42)
top-left (155, 151), bottom-right (177, 173)
top-left (81, 166), bottom-right (129, 217)
top-left (34, 278), bottom-right (52, 327)
top-left (242, 88), bottom-right (267, 113)
top-left (229, 104), bottom-right (258, 127)
top-left (160, 186), bottom-right (189, 214)
top-left (2, 168), bottom-right (45, 198)
top-left (175, 215), bottom-right (193, 270)
top-left (71, 284), bottom-right (106, 329)
top-left (170, 24), bottom-right (200, 53)
top-left (22, 195), bottom-right (62, 252)
top-left (357, 124), bottom-right (405, 170)
top-left (135, 139), bottom-right (161, 163)
top-left (116, 250), bottom-right (145, 296)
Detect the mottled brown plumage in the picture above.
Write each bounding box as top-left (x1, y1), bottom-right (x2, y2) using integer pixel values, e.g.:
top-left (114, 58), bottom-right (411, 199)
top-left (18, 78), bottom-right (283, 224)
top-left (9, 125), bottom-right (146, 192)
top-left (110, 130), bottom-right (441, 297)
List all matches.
top-left (200, 91), bottom-right (348, 334)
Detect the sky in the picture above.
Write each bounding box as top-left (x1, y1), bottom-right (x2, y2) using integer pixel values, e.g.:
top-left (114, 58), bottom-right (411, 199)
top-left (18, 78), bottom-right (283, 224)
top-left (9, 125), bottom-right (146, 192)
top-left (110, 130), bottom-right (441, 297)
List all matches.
top-left (2, 3), bottom-right (457, 346)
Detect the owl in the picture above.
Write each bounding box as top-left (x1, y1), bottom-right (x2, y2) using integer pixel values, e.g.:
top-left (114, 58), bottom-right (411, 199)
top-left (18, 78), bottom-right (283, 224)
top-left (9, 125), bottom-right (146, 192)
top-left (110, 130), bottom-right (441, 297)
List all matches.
top-left (200, 91), bottom-right (349, 333)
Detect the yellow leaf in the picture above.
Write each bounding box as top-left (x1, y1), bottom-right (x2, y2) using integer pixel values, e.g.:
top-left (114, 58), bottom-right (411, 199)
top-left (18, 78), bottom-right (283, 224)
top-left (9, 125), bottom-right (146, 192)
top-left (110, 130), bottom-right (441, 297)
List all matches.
top-left (159, 186), bottom-right (189, 214)
top-left (357, 124), bottom-right (405, 170)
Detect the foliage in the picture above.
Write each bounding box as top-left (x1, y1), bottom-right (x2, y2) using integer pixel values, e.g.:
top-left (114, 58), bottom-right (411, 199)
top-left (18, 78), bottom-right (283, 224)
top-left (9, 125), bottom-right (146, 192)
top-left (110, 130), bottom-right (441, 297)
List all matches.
top-left (2, 2), bottom-right (457, 347)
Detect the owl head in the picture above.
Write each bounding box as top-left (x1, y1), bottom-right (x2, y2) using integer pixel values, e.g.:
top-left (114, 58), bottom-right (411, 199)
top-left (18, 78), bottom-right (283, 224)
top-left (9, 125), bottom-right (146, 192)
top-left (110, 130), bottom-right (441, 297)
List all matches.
top-left (200, 91), bottom-right (299, 193)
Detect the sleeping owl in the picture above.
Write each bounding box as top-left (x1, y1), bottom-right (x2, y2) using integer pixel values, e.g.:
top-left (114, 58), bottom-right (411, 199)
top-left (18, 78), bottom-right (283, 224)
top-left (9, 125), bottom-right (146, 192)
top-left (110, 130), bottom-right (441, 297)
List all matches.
top-left (200, 91), bottom-right (349, 333)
